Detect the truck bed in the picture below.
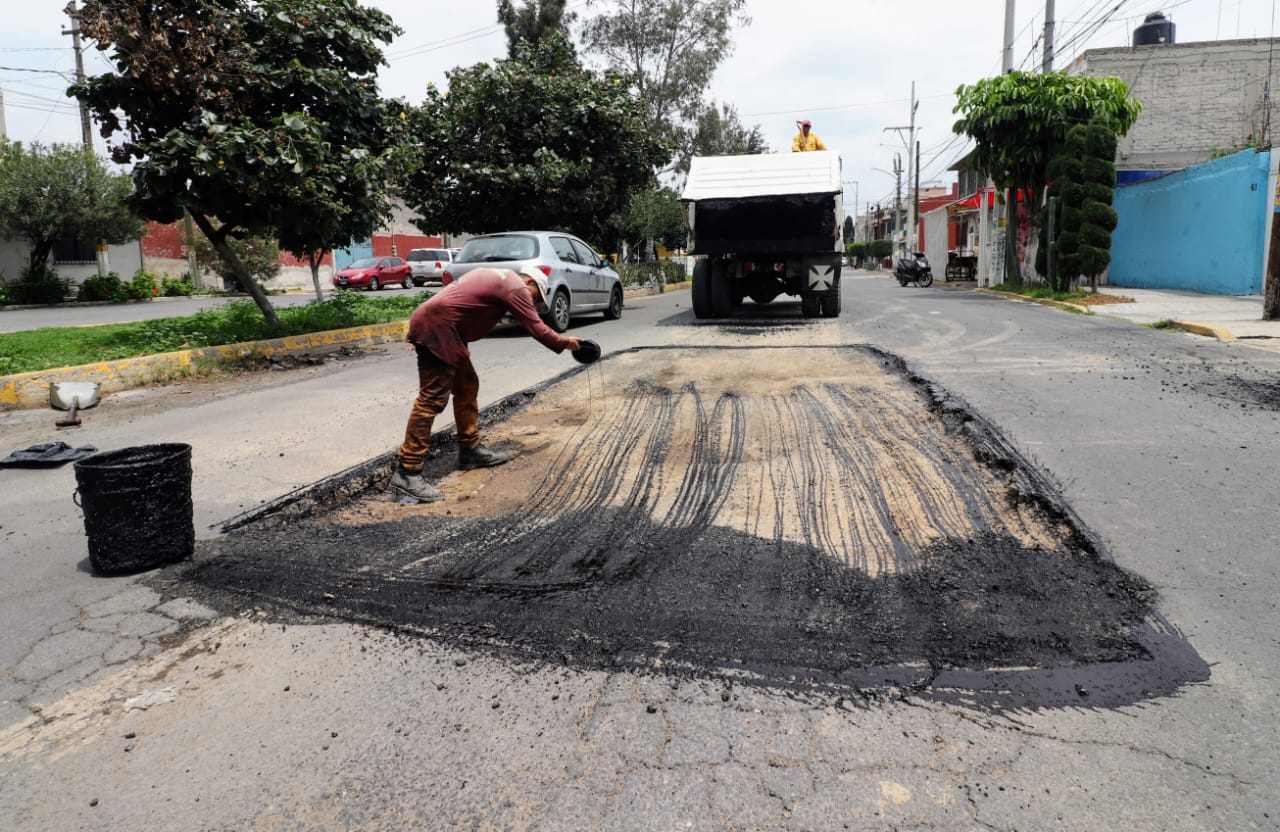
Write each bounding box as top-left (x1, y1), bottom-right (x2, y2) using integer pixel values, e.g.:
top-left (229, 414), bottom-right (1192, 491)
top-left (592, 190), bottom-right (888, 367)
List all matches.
top-left (686, 194), bottom-right (838, 256)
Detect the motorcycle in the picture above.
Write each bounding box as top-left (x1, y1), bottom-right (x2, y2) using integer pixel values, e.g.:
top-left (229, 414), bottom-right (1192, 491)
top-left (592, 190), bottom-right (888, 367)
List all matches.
top-left (894, 252), bottom-right (933, 287)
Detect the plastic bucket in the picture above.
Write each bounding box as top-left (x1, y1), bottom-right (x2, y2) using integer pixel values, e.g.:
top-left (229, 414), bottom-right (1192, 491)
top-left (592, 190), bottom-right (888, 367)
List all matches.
top-left (73, 444), bottom-right (194, 575)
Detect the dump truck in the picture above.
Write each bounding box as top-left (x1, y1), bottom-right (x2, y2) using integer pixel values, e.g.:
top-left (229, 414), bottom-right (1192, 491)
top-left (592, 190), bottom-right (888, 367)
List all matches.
top-left (681, 150), bottom-right (843, 319)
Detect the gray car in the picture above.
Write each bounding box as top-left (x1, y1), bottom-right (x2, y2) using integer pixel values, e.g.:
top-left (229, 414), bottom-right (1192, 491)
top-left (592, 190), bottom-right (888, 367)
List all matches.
top-left (444, 231), bottom-right (624, 332)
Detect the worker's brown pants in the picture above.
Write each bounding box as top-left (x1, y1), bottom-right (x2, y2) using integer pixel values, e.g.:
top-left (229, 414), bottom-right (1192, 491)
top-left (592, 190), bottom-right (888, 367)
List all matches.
top-left (396, 346), bottom-right (480, 473)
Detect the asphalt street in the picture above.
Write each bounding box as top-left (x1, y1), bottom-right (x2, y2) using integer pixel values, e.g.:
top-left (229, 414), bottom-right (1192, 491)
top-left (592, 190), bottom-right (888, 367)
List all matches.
top-left (2, 273), bottom-right (1279, 830)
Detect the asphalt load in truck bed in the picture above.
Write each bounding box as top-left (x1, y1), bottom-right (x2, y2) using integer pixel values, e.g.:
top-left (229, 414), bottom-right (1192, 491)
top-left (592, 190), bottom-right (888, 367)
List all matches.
top-left (159, 346), bottom-right (1207, 710)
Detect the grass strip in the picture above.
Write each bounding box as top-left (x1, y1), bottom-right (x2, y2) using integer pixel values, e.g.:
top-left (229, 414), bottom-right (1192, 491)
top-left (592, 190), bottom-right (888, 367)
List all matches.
top-left (0, 290), bottom-right (428, 376)
top-left (988, 283), bottom-right (1129, 305)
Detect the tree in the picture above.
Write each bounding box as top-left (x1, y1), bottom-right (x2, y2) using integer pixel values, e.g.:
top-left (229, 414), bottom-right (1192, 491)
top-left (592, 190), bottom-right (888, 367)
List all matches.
top-left (401, 33), bottom-right (668, 242)
top-left (275, 110), bottom-right (408, 301)
top-left (0, 140), bottom-right (143, 277)
top-left (185, 224), bottom-right (281, 289)
top-left (952, 71), bottom-right (1140, 284)
top-left (620, 185), bottom-right (686, 259)
top-left (1038, 121), bottom-right (1118, 293)
top-left (868, 239), bottom-right (894, 264)
top-left (498, 0), bottom-right (576, 58)
top-left (69, 0), bottom-right (402, 326)
top-left (675, 100), bottom-right (768, 173)
top-left (842, 216), bottom-right (855, 246)
top-left (580, 0), bottom-right (750, 169)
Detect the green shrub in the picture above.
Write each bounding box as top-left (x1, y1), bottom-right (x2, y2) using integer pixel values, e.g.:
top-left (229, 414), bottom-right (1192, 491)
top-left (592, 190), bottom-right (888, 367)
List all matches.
top-left (79, 272), bottom-right (130, 302)
top-left (126, 269), bottom-right (159, 300)
top-left (616, 260), bottom-right (686, 288)
top-left (161, 276), bottom-right (198, 297)
top-left (8, 266), bottom-right (70, 305)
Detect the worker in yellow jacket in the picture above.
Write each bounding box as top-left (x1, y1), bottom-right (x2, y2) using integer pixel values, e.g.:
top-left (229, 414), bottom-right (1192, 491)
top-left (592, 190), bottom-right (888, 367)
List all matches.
top-left (791, 119), bottom-right (827, 152)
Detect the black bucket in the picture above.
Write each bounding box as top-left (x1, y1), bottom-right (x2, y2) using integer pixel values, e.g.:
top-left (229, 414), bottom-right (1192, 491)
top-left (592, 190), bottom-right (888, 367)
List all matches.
top-left (73, 443), bottom-right (194, 575)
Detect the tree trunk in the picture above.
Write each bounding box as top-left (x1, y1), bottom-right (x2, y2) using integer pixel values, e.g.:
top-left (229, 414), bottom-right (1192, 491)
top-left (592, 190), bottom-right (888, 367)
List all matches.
top-left (28, 239), bottom-right (54, 277)
top-left (1265, 212), bottom-right (1280, 320)
top-left (309, 251), bottom-right (325, 302)
top-left (190, 212), bottom-right (280, 327)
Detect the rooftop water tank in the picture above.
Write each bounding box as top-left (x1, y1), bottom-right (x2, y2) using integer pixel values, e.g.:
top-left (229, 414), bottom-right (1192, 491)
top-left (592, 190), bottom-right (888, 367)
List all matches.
top-left (1134, 12), bottom-right (1175, 46)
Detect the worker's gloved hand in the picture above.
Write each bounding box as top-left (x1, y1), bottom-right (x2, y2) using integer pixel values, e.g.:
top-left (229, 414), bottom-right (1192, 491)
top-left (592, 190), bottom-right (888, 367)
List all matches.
top-left (564, 336), bottom-right (583, 352)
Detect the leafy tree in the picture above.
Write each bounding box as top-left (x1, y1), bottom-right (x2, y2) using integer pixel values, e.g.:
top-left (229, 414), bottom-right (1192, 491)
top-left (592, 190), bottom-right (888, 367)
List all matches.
top-left (276, 112), bottom-right (409, 301)
top-left (580, 0), bottom-right (750, 169)
top-left (1038, 122), bottom-right (1118, 292)
top-left (620, 185), bottom-right (686, 259)
top-left (401, 33), bottom-right (668, 241)
top-left (0, 140), bottom-right (143, 277)
top-left (675, 100), bottom-right (768, 173)
top-left (185, 223), bottom-right (281, 289)
top-left (953, 71), bottom-right (1140, 284)
top-left (868, 239), bottom-right (894, 263)
top-left (842, 216), bottom-right (855, 245)
top-left (69, 0), bottom-right (401, 326)
top-left (498, 0), bottom-right (577, 57)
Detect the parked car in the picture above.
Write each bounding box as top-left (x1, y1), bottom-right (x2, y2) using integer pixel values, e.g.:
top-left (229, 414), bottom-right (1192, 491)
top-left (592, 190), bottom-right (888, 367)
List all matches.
top-left (332, 256), bottom-right (412, 291)
top-left (444, 231), bottom-right (624, 332)
top-left (406, 247), bottom-right (454, 287)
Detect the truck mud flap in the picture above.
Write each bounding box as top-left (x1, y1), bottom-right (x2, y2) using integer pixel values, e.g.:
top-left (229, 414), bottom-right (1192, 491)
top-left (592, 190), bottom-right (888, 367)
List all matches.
top-left (805, 262), bottom-right (837, 294)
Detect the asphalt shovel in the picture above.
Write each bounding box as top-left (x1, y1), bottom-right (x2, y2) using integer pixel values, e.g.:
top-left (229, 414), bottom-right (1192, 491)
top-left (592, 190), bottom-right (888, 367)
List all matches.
top-left (51, 381), bottom-right (101, 428)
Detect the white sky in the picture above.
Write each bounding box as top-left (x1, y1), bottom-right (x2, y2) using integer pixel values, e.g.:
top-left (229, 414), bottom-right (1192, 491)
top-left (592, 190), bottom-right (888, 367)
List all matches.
top-left (3, 0), bottom-right (1275, 218)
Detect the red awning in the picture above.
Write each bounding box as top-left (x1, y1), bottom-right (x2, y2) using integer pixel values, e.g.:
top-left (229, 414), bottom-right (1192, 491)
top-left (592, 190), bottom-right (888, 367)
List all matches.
top-left (948, 187), bottom-right (1029, 212)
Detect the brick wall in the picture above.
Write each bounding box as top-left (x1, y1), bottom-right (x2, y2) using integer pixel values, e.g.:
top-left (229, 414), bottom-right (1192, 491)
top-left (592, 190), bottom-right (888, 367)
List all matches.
top-left (1071, 38), bottom-right (1280, 171)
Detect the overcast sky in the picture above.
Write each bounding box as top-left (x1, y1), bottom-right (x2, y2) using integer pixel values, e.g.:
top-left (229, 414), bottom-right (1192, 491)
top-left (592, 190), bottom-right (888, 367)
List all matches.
top-left (3, 0), bottom-right (1274, 220)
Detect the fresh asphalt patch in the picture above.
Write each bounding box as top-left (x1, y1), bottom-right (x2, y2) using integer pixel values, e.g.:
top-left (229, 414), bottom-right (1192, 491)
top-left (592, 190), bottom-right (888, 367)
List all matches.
top-left (147, 346), bottom-right (1208, 711)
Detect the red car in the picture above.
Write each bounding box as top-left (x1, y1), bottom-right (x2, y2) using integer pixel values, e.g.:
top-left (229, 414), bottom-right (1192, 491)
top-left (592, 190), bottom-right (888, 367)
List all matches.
top-left (332, 256), bottom-right (412, 291)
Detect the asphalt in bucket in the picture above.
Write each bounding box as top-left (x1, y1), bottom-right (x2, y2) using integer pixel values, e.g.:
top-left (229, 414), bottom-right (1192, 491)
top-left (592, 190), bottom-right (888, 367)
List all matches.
top-left (149, 346), bottom-right (1208, 711)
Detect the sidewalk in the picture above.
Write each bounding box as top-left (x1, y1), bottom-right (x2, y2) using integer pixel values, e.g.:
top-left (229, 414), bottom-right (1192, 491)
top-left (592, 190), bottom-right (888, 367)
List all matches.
top-left (1092, 287), bottom-right (1279, 342)
top-left (974, 282), bottom-right (1280, 347)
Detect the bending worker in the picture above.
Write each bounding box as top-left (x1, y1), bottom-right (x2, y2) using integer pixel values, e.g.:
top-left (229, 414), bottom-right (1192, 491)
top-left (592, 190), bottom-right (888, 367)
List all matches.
top-left (791, 119), bottom-right (827, 152)
top-left (388, 265), bottom-right (582, 503)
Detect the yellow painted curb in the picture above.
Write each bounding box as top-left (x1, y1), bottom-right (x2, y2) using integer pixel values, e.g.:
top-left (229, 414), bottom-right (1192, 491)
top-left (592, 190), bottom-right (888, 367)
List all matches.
top-left (1171, 320), bottom-right (1237, 342)
top-left (0, 320), bottom-right (409, 411)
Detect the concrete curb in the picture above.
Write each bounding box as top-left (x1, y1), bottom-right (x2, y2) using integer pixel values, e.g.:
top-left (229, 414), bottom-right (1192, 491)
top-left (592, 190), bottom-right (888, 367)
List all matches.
top-left (0, 320), bottom-right (410, 410)
top-left (1166, 320), bottom-right (1237, 342)
top-left (0, 281), bottom-right (694, 411)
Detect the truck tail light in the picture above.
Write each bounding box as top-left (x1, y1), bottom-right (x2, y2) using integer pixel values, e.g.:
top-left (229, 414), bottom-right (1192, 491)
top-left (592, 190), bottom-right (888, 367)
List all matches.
top-left (742, 261), bottom-right (756, 273)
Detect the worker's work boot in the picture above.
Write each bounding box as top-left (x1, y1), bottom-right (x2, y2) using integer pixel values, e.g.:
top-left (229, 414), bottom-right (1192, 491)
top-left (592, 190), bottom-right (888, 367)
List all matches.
top-left (458, 444), bottom-right (512, 470)
top-left (387, 465), bottom-right (444, 503)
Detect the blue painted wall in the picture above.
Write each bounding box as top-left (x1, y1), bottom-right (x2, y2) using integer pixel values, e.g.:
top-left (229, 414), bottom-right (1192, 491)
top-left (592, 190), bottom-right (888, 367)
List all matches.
top-left (1110, 149), bottom-right (1270, 295)
top-left (333, 238), bottom-right (374, 271)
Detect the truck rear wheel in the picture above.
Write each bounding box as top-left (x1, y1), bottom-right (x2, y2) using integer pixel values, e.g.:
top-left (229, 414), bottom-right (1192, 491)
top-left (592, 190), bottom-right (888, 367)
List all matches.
top-left (692, 259), bottom-right (712, 319)
top-left (800, 291), bottom-right (821, 318)
top-left (820, 283), bottom-right (841, 317)
top-left (710, 260), bottom-right (733, 317)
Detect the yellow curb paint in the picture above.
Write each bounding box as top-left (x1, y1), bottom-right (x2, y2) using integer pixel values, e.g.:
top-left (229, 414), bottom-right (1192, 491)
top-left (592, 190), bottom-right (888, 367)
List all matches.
top-left (0, 320), bottom-right (409, 411)
top-left (1172, 320), bottom-right (1236, 342)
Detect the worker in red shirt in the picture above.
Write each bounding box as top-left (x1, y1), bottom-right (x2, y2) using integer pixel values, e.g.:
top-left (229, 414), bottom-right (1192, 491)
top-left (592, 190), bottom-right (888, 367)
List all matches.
top-left (388, 265), bottom-right (582, 503)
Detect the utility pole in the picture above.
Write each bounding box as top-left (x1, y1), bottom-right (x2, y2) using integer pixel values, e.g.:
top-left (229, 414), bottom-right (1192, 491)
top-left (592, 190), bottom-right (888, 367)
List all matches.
top-left (0, 86), bottom-right (7, 139)
top-left (1002, 0), bottom-right (1017, 73)
top-left (893, 153), bottom-right (903, 257)
top-left (62, 1), bottom-right (94, 150)
top-left (1042, 0), bottom-right (1056, 72)
top-left (884, 82), bottom-right (919, 254)
top-left (914, 141), bottom-right (921, 255)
